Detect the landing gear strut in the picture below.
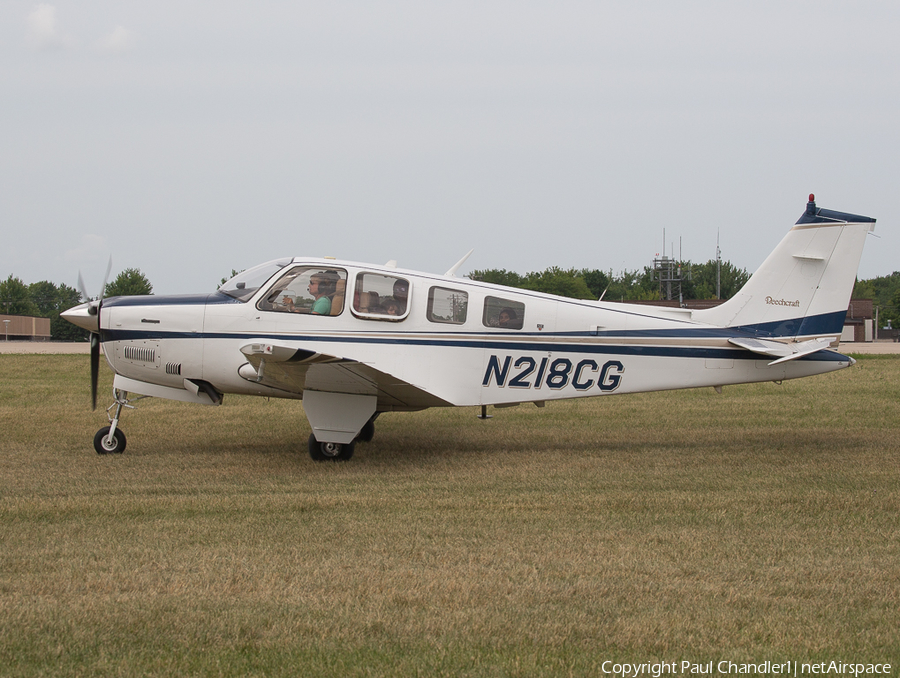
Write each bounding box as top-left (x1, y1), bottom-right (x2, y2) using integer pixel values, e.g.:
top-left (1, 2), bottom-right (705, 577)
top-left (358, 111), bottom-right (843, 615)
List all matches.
top-left (93, 388), bottom-right (143, 455)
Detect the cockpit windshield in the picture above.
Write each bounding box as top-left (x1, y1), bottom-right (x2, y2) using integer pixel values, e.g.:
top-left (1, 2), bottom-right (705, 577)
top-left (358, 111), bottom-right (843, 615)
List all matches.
top-left (218, 259), bottom-right (293, 302)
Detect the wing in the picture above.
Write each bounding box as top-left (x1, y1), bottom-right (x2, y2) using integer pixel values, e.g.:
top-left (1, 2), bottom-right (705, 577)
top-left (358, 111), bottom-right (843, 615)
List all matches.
top-left (238, 341), bottom-right (451, 410)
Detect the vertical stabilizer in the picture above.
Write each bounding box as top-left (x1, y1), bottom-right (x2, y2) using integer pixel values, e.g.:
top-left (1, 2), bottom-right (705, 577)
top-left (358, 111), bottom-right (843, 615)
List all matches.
top-left (693, 195), bottom-right (874, 338)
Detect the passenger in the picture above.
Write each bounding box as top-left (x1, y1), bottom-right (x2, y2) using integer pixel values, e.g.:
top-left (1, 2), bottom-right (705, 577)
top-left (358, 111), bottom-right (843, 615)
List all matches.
top-left (368, 291), bottom-right (380, 311)
top-left (392, 279), bottom-right (409, 313)
top-left (382, 298), bottom-right (402, 316)
top-left (498, 307), bottom-right (517, 328)
top-left (308, 271), bottom-right (340, 315)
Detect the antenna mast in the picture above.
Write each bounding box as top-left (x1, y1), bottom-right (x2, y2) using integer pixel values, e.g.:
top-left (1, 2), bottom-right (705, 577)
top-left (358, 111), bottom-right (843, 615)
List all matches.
top-left (716, 229), bottom-right (721, 299)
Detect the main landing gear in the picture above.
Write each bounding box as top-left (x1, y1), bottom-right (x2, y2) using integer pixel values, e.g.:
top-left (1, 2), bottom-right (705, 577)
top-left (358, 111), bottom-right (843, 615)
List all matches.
top-left (308, 434), bottom-right (355, 461)
top-left (307, 414), bottom-right (378, 462)
top-left (93, 388), bottom-right (144, 455)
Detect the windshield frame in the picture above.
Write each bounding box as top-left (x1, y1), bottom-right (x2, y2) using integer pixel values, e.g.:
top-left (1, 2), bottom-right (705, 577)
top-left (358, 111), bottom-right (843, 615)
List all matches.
top-left (218, 258), bottom-right (293, 302)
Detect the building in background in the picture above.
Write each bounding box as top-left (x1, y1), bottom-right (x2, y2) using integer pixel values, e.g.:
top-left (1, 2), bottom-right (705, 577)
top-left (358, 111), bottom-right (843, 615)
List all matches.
top-left (1, 315), bottom-right (51, 342)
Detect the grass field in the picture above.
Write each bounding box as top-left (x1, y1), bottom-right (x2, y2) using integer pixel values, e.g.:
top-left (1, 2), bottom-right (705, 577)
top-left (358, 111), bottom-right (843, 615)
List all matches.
top-left (1, 354), bottom-right (898, 677)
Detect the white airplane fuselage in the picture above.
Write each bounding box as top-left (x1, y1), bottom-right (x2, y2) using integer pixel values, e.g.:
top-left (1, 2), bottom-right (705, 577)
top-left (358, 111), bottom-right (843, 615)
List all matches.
top-left (98, 262), bottom-right (849, 409)
top-left (63, 195), bottom-right (874, 458)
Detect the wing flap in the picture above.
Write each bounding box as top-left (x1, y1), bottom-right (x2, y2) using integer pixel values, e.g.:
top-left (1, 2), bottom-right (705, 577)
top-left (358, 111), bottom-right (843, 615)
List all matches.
top-left (238, 341), bottom-right (450, 410)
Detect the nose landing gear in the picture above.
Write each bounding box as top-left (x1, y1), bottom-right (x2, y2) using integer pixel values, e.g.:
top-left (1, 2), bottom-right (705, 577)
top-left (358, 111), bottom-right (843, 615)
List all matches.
top-left (94, 426), bottom-right (126, 454)
top-left (93, 388), bottom-right (144, 455)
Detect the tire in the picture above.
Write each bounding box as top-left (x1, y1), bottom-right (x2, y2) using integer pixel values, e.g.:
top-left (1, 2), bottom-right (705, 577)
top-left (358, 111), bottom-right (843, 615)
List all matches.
top-left (308, 433), bottom-right (355, 461)
top-left (358, 419), bottom-right (375, 443)
top-left (94, 427), bottom-right (126, 455)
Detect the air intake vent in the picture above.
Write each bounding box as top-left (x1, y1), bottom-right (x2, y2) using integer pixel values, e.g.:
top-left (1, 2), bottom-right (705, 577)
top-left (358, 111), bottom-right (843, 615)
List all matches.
top-left (125, 346), bottom-right (156, 363)
top-left (166, 362), bottom-right (182, 375)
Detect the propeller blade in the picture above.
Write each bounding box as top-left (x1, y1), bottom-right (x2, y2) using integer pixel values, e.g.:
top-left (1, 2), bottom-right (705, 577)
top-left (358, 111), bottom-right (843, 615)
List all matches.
top-left (90, 333), bottom-right (99, 411)
top-left (77, 257), bottom-right (111, 315)
top-left (100, 256), bottom-right (112, 301)
top-left (77, 271), bottom-right (90, 303)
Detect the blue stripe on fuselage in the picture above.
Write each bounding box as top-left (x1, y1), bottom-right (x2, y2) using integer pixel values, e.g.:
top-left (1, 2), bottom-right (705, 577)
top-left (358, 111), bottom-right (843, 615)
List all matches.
top-left (99, 328), bottom-right (850, 363)
top-left (102, 293), bottom-right (241, 308)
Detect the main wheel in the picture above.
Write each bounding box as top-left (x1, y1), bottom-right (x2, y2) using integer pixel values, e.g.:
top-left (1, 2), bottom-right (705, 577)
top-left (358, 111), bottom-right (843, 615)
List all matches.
top-left (308, 433), bottom-right (355, 461)
top-left (358, 419), bottom-right (375, 443)
top-left (94, 426), bottom-right (126, 455)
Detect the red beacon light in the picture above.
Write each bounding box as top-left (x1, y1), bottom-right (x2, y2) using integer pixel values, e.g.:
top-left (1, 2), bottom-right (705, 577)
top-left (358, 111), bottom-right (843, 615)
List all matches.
top-left (804, 193), bottom-right (818, 217)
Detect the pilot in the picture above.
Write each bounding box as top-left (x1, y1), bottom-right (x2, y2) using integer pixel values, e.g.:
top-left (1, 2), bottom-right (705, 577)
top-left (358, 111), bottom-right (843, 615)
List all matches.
top-left (498, 307), bottom-right (518, 328)
top-left (308, 271), bottom-right (340, 315)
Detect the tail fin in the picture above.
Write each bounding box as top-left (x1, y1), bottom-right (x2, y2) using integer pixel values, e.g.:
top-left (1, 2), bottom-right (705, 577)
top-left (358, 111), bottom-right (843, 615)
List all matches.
top-left (693, 195), bottom-right (875, 339)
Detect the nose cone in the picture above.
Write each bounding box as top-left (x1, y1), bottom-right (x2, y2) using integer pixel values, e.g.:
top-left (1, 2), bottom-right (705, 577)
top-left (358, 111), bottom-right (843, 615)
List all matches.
top-left (61, 302), bottom-right (99, 333)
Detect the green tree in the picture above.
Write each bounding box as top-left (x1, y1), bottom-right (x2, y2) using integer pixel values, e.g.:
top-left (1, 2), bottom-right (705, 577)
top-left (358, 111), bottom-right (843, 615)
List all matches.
top-left (853, 271), bottom-right (900, 329)
top-left (468, 269), bottom-right (526, 289)
top-left (220, 269), bottom-right (244, 287)
top-left (0, 275), bottom-right (39, 316)
top-left (52, 284), bottom-right (87, 341)
top-left (28, 280), bottom-right (61, 316)
top-left (470, 267), bottom-right (595, 299)
top-left (888, 288), bottom-right (900, 329)
top-left (604, 268), bottom-right (658, 302)
top-left (686, 260), bottom-right (750, 300)
top-left (469, 259), bottom-right (754, 303)
top-left (521, 267), bottom-right (594, 299)
top-left (580, 269), bottom-right (613, 300)
top-left (22, 280), bottom-right (88, 340)
top-left (105, 268), bottom-right (153, 297)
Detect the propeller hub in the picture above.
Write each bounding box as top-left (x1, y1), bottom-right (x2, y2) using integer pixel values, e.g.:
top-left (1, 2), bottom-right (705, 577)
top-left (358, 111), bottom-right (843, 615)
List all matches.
top-left (61, 302), bottom-right (100, 333)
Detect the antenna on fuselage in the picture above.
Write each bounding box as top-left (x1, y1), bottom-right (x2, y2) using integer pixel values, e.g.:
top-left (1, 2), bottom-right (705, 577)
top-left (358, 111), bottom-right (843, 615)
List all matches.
top-left (445, 248), bottom-right (475, 277)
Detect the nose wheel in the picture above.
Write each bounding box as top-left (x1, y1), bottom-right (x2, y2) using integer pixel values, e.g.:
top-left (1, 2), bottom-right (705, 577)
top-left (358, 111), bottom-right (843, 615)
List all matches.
top-left (93, 388), bottom-right (143, 455)
top-left (94, 426), bottom-right (126, 454)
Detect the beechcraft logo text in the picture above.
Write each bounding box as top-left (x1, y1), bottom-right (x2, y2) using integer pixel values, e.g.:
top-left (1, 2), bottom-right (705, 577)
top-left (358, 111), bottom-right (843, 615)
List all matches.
top-left (765, 296), bottom-right (800, 308)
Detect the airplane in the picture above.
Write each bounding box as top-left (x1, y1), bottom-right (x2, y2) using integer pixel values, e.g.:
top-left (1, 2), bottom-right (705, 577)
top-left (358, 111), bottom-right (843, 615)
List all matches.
top-left (63, 194), bottom-right (875, 461)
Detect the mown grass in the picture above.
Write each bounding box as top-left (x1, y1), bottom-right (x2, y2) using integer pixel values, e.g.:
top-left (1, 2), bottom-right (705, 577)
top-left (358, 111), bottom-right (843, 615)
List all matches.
top-left (1, 354), bottom-right (898, 676)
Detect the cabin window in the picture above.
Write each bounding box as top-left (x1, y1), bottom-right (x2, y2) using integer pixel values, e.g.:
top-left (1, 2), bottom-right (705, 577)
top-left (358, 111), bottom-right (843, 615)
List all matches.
top-left (352, 273), bottom-right (410, 320)
top-left (257, 266), bottom-right (347, 317)
top-left (483, 296), bottom-right (525, 329)
top-left (427, 287), bottom-right (468, 325)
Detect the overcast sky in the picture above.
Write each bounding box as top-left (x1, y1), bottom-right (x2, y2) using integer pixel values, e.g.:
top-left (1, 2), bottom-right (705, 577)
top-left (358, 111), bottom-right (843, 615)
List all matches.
top-left (2, 1), bottom-right (897, 296)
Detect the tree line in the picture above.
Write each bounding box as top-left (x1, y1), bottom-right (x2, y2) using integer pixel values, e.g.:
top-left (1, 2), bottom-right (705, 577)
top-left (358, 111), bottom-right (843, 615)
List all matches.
top-left (469, 259), bottom-right (752, 303)
top-left (0, 269), bottom-right (152, 341)
top-left (4, 262), bottom-right (899, 340)
top-left (853, 272), bottom-right (900, 329)
top-left (470, 262), bottom-right (900, 328)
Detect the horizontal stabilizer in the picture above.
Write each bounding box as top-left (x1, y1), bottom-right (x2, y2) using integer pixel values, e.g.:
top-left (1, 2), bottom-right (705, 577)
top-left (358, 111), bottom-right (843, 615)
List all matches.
top-left (729, 336), bottom-right (836, 365)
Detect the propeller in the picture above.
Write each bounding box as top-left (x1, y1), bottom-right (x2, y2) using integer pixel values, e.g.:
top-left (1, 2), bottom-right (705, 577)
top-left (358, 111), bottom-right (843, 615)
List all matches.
top-left (76, 258), bottom-right (113, 411)
top-left (90, 333), bottom-right (100, 410)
